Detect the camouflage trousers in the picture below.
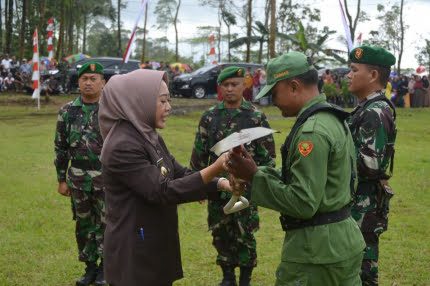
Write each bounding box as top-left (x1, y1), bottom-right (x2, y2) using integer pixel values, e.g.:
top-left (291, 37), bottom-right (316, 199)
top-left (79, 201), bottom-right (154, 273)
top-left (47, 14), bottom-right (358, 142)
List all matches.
top-left (352, 182), bottom-right (389, 286)
top-left (208, 197), bottom-right (259, 268)
top-left (71, 188), bottom-right (106, 264)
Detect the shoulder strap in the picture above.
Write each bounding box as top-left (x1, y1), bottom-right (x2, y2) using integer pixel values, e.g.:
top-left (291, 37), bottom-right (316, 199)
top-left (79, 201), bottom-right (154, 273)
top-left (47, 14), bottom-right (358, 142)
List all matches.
top-left (362, 94), bottom-right (397, 120)
top-left (281, 103), bottom-right (349, 182)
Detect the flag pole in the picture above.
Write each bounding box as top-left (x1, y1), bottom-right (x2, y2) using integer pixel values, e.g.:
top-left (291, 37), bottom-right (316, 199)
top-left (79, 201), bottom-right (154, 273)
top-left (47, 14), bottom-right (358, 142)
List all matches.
top-left (32, 28), bottom-right (41, 110)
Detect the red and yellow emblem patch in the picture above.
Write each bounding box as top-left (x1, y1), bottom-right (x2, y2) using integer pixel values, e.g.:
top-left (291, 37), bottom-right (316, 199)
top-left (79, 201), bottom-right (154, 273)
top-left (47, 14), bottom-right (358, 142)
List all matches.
top-left (298, 141), bottom-right (314, 157)
top-left (90, 63), bottom-right (96, 71)
top-left (354, 48), bottom-right (363, 60)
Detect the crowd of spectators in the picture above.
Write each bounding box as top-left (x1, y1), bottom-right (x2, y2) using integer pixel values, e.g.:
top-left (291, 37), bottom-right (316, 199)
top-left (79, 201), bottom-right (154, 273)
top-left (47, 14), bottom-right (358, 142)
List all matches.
top-left (318, 68), bottom-right (430, 108)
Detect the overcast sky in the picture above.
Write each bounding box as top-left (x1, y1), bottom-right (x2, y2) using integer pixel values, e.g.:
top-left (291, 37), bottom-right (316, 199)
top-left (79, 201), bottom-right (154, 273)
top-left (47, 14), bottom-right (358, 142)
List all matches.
top-left (122, 0), bottom-right (430, 69)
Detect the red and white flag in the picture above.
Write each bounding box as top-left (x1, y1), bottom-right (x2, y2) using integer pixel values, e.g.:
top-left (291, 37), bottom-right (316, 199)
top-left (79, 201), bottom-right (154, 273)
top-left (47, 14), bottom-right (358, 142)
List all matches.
top-left (123, 0), bottom-right (148, 63)
top-left (32, 28), bottom-right (40, 100)
top-left (47, 18), bottom-right (54, 60)
top-left (356, 32), bottom-right (363, 46)
top-left (208, 34), bottom-right (217, 64)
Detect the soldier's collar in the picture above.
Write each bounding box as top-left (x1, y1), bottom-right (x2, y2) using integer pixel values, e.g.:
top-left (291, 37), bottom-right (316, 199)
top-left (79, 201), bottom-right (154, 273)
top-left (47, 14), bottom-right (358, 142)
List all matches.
top-left (218, 99), bottom-right (253, 110)
top-left (360, 90), bottom-right (384, 106)
top-left (72, 96), bottom-right (84, 107)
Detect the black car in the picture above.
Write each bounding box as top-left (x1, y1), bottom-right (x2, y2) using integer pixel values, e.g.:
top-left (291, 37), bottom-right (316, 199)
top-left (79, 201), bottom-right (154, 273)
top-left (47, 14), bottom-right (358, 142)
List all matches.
top-left (67, 57), bottom-right (140, 93)
top-left (172, 62), bottom-right (263, 98)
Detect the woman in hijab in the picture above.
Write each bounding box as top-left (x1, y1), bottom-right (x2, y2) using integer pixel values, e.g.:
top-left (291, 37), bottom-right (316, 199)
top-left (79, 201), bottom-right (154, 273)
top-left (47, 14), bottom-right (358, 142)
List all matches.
top-left (99, 69), bottom-right (230, 286)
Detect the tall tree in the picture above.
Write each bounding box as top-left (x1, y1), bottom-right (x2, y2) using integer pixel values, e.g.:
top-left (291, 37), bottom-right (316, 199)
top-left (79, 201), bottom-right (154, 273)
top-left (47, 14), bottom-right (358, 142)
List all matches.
top-left (367, 2), bottom-right (407, 74)
top-left (56, 0), bottom-right (65, 60)
top-left (269, 0), bottom-right (276, 58)
top-left (416, 39), bottom-right (430, 74)
top-left (343, 0), bottom-right (368, 50)
top-left (117, 0), bottom-right (122, 56)
top-left (141, 2), bottom-right (149, 63)
top-left (0, 0), bottom-right (2, 51)
top-left (245, 0), bottom-right (252, 62)
top-left (221, 10), bottom-right (236, 62)
top-left (5, 0), bottom-right (14, 54)
top-left (154, 0), bottom-right (182, 62)
top-left (19, 0), bottom-right (28, 60)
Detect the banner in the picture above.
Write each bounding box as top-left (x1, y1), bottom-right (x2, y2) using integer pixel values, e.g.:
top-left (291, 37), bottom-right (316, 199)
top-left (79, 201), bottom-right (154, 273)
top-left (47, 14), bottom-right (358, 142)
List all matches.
top-left (123, 0), bottom-right (148, 63)
top-left (339, 0), bottom-right (353, 51)
top-left (32, 28), bottom-right (40, 102)
top-left (47, 18), bottom-right (54, 60)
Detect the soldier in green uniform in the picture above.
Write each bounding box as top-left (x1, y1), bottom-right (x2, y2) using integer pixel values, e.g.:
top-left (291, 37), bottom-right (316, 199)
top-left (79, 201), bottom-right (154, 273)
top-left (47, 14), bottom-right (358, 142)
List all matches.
top-left (347, 45), bottom-right (397, 286)
top-left (224, 52), bottom-right (366, 285)
top-left (190, 66), bottom-right (276, 286)
top-left (54, 62), bottom-right (107, 286)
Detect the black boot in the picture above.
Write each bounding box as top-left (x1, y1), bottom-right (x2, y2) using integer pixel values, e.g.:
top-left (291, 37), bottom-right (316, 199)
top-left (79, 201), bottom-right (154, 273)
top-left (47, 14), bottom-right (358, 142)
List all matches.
top-left (94, 261), bottom-right (107, 286)
top-left (219, 265), bottom-right (237, 286)
top-left (239, 267), bottom-right (253, 286)
top-left (76, 262), bottom-right (97, 286)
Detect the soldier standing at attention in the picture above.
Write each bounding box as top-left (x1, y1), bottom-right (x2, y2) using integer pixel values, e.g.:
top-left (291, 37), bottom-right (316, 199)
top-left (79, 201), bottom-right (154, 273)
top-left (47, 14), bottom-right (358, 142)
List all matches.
top-left (190, 66), bottom-right (276, 286)
top-left (225, 52), bottom-right (366, 285)
top-left (347, 45), bottom-right (397, 286)
top-left (54, 62), bottom-right (107, 286)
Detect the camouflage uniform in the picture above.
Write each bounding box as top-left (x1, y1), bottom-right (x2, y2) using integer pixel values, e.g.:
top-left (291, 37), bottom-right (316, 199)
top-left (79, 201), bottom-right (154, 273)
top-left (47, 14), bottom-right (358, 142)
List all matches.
top-left (348, 91), bottom-right (396, 285)
top-left (54, 96), bottom-right (105, 264)
top-left (190, 100), bottom-right (276, 268)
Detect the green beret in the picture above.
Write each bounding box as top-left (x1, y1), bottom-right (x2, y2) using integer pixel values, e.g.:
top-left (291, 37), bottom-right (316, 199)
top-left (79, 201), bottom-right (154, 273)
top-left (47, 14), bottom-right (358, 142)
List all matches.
top-left (78, 61), bottom-right (104, 78)
top-left (256, 51), bottom-right (314, 100)
top-left (217, 66), bottom-right (245, 84)
top-left (349, 45), bottom-right (396, 67)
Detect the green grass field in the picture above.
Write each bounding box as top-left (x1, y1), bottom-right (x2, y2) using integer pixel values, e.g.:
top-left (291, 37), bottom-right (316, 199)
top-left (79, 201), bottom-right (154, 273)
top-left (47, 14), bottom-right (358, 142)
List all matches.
top-left (0, 96), bottom-right (429, 285)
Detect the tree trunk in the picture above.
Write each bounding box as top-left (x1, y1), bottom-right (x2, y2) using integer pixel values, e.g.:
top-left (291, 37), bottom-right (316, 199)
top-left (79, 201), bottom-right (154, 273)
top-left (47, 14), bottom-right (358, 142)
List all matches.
top-left (269, 0), bottom-right (276, 58)
top-left (83, 14), bottom-right (87, 54)
top-left (174, 0), bottom-right (181, 62)
top-left (258, 40), bottom-right (263, 63)
top-left (217, 0), bottom-right (223, 62)
top-left (0, 0), bottom-right (2, 52)
top-left (56, 0), bottom-right (65, 60)
top-left (38, 0), bottom-right (46, 57)
top-left (246, 0), bottom-right (252, 62)
top-left (227, 25), bottom-right (231, 62)
top-left (398, 0), bottom-right (404, 74)
top-left (343, 0), bottom-right (361, 50)
top-left (19, 0), bottom-right (27, 60)
top-left (67, 3), bottom-right (74, 54)
top-left (5, 0), bottom-right (13, 54)
top-left (141, 2), bottom-right (148, 63)
top-left (117, 0), bottom-right (122, 57)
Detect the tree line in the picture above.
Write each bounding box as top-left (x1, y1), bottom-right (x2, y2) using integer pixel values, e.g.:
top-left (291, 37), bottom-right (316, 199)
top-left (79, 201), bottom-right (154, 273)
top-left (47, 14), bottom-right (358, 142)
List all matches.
top-left (0, 0), bottom-right (426, 73)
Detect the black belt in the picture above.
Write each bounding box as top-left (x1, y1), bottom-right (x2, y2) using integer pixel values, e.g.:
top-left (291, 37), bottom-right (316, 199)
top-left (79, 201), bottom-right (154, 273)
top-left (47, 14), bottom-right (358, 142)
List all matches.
top-left (70, 160), bottom-right (101, 170)
top-left (279, 206), bottom-right (351, 231)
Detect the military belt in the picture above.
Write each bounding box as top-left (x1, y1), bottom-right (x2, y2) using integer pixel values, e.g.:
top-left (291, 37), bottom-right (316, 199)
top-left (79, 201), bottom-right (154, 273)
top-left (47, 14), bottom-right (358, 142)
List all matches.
top-left (279, 206), bottom-right (351, 231)
top-left (70, 160), bottom-right (101, 170)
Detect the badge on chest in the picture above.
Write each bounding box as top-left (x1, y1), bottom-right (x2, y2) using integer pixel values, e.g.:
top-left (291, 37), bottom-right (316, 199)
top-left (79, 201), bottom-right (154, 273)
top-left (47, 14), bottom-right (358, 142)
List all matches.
top-left (156, 157), bottom-right (169, 177)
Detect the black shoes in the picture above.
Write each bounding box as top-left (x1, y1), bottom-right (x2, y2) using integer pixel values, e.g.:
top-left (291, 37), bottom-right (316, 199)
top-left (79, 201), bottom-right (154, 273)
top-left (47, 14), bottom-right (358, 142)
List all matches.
top-left (76, 262), bottom-right (97, 286)
top-left (76, 261), bottom-right (106, 286)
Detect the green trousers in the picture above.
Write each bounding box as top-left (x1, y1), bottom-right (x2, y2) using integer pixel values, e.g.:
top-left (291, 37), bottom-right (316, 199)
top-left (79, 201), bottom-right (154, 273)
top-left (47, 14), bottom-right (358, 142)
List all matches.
top-left (275, 252), bottom-right (363, 286)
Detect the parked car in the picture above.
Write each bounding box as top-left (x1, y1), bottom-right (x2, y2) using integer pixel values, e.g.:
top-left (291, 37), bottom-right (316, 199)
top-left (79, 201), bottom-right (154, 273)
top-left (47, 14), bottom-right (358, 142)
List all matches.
top-left (172, 62), bottom-right (263, 98)
top-left (67, 57), bottom-right (141, 93)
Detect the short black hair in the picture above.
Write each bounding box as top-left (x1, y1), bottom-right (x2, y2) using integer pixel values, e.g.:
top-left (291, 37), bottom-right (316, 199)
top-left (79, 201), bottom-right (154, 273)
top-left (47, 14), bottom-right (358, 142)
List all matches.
top-left (366, 64), bottom-right (390, 87)
top-left (283, 69), bottom-right (319, 87)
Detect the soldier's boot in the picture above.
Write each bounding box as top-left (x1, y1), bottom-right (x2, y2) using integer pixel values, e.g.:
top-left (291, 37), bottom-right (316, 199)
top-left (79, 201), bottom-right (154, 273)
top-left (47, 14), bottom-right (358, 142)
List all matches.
top-left (239, 266), bottom-right (253, 286)
top-left (94, 261), bottom-right (107, 286)
top-left (76, 262), bottom-right (97, 286)
top-left (219, 265), bottom-right (237, 286)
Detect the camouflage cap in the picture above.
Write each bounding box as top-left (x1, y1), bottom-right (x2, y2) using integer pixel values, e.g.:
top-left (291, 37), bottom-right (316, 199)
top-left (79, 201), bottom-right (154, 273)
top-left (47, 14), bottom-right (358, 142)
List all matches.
top-left (256, 51), bottom-right (314, 100)
top-left (217, 66), bottom-right (245, 84)
top-left (78, 61), bottom-right (104, 78)
top-left (349, 45), bottom-right (396, 68)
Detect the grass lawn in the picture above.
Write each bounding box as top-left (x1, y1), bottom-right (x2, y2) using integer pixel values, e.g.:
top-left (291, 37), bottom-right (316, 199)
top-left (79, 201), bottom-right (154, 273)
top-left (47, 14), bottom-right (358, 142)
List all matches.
top-left (0, 96), bottom-right (429, 285)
